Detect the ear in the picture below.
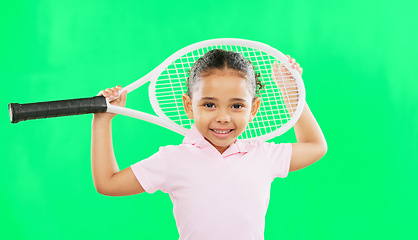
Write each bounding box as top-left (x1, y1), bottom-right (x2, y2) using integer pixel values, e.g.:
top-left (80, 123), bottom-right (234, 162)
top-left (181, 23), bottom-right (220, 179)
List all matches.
top-left (182, 93), bottom-right (194, 119)
top-left (249, 97), bottom-right (261, 122)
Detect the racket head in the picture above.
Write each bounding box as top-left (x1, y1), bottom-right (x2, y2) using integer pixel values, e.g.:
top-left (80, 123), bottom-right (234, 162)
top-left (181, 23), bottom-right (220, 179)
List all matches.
top-left (147, 38), bottom-right (305, 141)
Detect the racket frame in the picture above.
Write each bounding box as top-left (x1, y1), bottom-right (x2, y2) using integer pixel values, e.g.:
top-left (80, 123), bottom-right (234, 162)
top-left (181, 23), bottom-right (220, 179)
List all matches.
top-left (9, 38), bottom-right (305, 141)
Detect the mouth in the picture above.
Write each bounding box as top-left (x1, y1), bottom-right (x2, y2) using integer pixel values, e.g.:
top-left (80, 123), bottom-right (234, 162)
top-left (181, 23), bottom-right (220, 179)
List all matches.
top-left (209, 128), bottom-right (235, 138)
top-left (210, 128), bottom-right (234, 134)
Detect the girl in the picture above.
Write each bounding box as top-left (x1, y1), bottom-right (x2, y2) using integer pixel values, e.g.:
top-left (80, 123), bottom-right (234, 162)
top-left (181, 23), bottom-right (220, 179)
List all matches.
top-left (91, 49), bottom-right (327, 240)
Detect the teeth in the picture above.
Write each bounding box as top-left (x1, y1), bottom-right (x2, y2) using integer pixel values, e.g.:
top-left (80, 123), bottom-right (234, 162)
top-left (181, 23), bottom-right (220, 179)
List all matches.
top-left (212, 129), bottom-right (231, 134)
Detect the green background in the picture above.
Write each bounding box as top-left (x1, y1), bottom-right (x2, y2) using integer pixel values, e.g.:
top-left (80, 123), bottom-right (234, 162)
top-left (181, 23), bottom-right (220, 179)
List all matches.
top-left (1, 0), bottom-right (417, 239)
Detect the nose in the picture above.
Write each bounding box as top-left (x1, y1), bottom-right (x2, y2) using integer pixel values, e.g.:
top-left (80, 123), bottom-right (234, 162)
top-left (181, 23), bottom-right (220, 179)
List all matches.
top-left (216, 109), bottom-right (230, 123)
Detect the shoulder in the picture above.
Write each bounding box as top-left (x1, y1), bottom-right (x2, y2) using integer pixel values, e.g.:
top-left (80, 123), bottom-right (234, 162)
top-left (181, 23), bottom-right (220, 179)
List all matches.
top-left (133, 143), bottom-right (191, 168)
top-left (239, 140), bottom-right (293, 178)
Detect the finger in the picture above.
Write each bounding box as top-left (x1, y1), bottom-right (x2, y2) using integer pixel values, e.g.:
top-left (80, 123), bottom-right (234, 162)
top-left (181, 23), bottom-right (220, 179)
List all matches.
top-left (111, 87), bottom-right (119, 97)
top-left (111, 90), bottom-right (127, 106)
top-left (120, 90), bottom-right (128, 103)
top-left (272, 61), bottom-right (279, 69)
top-left (271, 61), bottom-right (279, 80)
top-left (103, 88), bottom-right (112, 97)
top-left (105, 88), bottom-right (116, 100)
top-left (297, 67), bottom-right (303, 75)
top-left (279, 62), bottom-right (289, 73)
top-left (289, 58), bottom-right (296, 64)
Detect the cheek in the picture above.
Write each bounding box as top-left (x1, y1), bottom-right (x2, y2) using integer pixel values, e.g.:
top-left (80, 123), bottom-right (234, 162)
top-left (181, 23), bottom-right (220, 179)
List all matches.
top-left (192, 107), bottom-right (209, 121)
top-left (232, 110), bottom-right (252, 121)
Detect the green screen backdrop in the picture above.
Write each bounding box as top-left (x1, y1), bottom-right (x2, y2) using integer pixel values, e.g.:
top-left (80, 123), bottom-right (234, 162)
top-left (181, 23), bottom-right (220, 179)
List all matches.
top-left (1, 0), bottom-right (417, 239)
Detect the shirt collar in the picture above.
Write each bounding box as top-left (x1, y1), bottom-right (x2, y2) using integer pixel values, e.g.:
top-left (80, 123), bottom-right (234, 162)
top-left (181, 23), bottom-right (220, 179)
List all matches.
top-left (183, 125), bottom-right (248, 156)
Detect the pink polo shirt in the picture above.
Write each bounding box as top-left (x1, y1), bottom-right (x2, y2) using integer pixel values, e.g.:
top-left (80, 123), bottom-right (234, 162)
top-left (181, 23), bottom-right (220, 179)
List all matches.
top-left (131, 125), bottom-right (292, 240)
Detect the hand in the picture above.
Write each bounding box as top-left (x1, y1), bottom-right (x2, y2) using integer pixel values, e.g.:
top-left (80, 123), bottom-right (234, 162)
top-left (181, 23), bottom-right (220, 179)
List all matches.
top-left (94, 85), bottom-right (127, 120)
top-left (272, 55), bottom-right (303, 82)
top-left (271, 55), bottom-right (303, 117)
top-left (285, 55), bottom-right (303, 75)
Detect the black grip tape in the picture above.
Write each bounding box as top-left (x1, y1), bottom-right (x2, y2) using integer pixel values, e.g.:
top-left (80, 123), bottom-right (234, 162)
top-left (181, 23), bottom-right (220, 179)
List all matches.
top-left (9, 96), bottom-right (107, 123)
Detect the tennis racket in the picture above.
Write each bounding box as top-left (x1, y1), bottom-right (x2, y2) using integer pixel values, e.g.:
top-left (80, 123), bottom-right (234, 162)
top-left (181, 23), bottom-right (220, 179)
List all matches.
top-left (8, 38), bottom-right (305, 141)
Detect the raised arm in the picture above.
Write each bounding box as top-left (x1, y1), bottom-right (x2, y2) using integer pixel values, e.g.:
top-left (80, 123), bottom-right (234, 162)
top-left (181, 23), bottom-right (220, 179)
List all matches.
top-left (91, 86), bottom-right (145, 196)
top-left (290, 103), bottom-right (327, 171)
top-left (273, 57), bottom-right (327, 171)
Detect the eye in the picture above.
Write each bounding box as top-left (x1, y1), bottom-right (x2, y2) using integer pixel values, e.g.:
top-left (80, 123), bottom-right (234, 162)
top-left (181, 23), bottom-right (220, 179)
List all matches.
top-left (232, 103), bottom-right (243, 109)
top-left (204, 102), bottom-right (215, 108)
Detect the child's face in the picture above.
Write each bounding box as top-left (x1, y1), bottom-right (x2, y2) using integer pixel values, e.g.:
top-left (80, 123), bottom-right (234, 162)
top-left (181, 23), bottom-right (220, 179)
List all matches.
top-left (183, 69), bottom-right (260, 153)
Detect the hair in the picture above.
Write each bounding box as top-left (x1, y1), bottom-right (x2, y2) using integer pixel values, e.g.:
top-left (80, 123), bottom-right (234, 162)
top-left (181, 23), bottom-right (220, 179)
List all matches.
top-left (187, 49), bottom-right (263, 100)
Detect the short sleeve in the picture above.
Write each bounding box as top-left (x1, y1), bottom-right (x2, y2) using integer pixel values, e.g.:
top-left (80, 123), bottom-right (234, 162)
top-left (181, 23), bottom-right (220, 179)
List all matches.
top-left (262, 142), bottom-right (292, 178)
top-left (130, 148), bottom-right (166, 193)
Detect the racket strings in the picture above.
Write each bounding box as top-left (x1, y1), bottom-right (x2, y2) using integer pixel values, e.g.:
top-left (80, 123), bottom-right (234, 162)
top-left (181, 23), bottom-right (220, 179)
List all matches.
top-left (154, 45), bottom-right (300, 140)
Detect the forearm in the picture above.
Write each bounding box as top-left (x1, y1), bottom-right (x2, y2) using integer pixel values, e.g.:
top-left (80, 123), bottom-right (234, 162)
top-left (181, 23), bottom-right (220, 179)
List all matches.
top-left (294, 103), bottom-right (326, 146)
top-left (91, 115), bottom-right (119, 193)
top-left (289, 103), bottom-right (327, 171)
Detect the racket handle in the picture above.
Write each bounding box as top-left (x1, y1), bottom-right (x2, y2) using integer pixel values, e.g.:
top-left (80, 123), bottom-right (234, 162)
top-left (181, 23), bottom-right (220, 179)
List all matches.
top-left (9, 96), bottom-right (107, 123)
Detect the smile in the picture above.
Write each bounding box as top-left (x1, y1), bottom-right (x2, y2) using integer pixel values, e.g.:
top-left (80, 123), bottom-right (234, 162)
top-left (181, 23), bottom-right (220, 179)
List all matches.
top-left (210, 129), bottom-right (233, 134)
